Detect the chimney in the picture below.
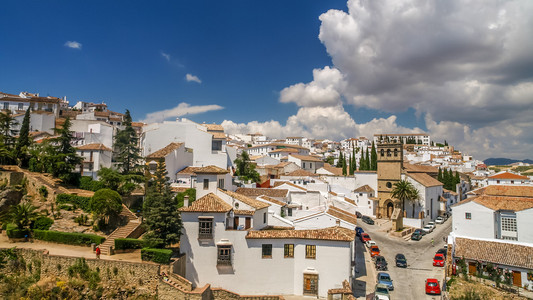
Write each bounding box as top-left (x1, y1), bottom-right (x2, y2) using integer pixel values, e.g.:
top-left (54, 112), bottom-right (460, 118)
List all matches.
top-left (184, 195), bottom-right (189, 207)
top-left (336, 219), bottom-right (341, 226)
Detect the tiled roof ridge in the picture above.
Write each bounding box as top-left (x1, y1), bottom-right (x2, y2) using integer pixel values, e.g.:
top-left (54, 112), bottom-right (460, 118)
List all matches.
top-left (146, 142), bottom-right (184, 159)
top-left (219, 189), bottom-right (270, 210)
top-left (179, 193), bottom-right (232, 212)
top-left (76, 143), bottom-right (113, 151)
top-left (246, 226), bottom-right (354, 242)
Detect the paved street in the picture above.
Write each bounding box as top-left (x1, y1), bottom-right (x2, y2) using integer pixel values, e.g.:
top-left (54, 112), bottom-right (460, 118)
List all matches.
top-left (354, 218), bottom-right (452, 300)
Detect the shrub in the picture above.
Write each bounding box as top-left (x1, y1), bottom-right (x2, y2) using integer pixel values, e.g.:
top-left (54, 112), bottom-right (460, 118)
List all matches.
top-left (90, 189), bottom-right (122, 224)
top-left (115, 238), bottom-right (146, 250)
top-left (74, 214), bottom-right (89, 226)
top-left (141, 248), bottom-right (172, 264)
top-left (32, 216), bottom-right (54, 230)
top-left (33, 230), bottom-right (105, 246)
top-left (39, 186), bottom-right (48, 199)
top-left (79, 176), bottom-right (105, 192)
top-left (6, 223), bottom-right (31, 238)
top-left (56, 194), bottom-right (92, 212)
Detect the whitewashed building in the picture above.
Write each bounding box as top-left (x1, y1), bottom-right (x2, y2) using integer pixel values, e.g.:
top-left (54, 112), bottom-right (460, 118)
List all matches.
top-left (145, 142), bottom-right (193, 182)
top-left (75, 143), bottom-right (113, 179)
top-left (487, 172), bottom-right (531, 186)
top-left (176, 166), bottom-right (233, 198)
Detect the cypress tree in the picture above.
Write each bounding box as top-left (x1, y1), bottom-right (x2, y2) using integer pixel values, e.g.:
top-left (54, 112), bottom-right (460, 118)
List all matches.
top-left (49, 117), bottom-right (82, 184)
top-left (371, 141), bottom-right (377, 170)
top-left (444, 140), bottom-right (448, 146)
top-left (336, 152), bottom-right (343, 168)
top-left (455, 171), bottom-right (461, 186)
top-left (365, 147), bottom-right (370, 170)
top-left (14, 108), bottom-right (31, 167)
top-left (348, 155), bottom-right (352, 175)
top-left (114, 110), bottom-right (142, 174)
top-left (437, 167), bottom-right (443, 183)
top-left (342, 152), bottom-right (347, 175)
top-left (359, 149), bottom-right (365, 170)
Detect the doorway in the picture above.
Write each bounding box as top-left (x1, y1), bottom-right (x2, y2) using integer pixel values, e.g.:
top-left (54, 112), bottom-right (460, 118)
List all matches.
top-left (513, 271), bottom-right (522, 287)
top-left (387, 202), bottom-right (394, 219)
top-left (303, 274), bottom-right (318, 296)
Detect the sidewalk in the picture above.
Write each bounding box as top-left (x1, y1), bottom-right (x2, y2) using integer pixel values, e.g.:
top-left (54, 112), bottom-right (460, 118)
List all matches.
top-left (0, 234), bottom-right (142, 262)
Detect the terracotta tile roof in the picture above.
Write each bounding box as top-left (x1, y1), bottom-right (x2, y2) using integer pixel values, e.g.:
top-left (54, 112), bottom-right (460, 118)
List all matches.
top-left (203, 124), bottom-right (224, 131)
top-left (269, 148), bottom-right (299, 153)
top-left (354, 170), bottom-right (377, 174)
top-left (179, 193), bottom-right (232, 212)
top-left (286, 136), bottom-right (303, 139)
top-left (131, 122), bottom-right (145, 127)
top-left (454, 195), bottom-right (533, 212)
top-left (443, 188), bottom-right (458, 196)
top-left (177, 165), bottom-right (229, 175)
top-left (257, 195), bottom-right (287, 207)
top-left (146, 142), bottom-right (184, 159)
top-left (439, 196), bottom-right (447, 202)
top-left (246, 226), bottom-right (355, 242)
top-left (327, 206), bottom-right (357, 225)
top-left (219, 189), bottom-right (270, 210)
top-left (290, 154), bottom-right (323, 162)
top-left (454, 237), bottom-right (533, 269)
top-left (403, 163), bottom-right (439, 174)
top-left (275, 162), bottom-right (293, 168)
top-left (344, 197), bottom-right (356, 206)
top-left (170, 187), bottom-right (188, 193)
top-left (235, 187), bottom-right (289, 198)
top-left (277, 182), bottom-right (307, 191)
top-left (354, 185), bottom-right (374, 194)
top-left (408, 173), bottom-right (443, 187)
top-left (76, 143), bottom-right (112, 151)
top-left (489, 172), bottom-right (529, 180)
top-left (321, 163), bottom-right (343, 176)
top-left (210, 132), bottom-right (226, 139)
top-left (248, 143), bottom-right (308, 150)
top-left (468, 185), bottom-right (533, 198)
top-left (233, 209), bottom-right (255, 215)
top-left (286, 169), bottom-right (318, 177)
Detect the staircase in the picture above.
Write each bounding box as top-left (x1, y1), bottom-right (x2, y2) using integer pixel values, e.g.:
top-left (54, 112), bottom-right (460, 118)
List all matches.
top-left (99, 204), bottom-right (143, 255)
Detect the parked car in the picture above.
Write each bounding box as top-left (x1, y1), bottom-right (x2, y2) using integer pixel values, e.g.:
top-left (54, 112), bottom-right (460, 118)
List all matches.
top-left (395, 253), bottom-right (407, 268)
top-left (366, 240), bottom-right (377, 248)
top-left (377, 272), bottom-right (394, 290)
top-left (436, 248), bottom-right (447, 258)
top-left (425, 278), bottom-right (441, 295)
top-left (355, 211), bottom-right (362, 218)
top-left (435, 216), bottom-right (445, 224)
top-left (360, 233), bottom-right (371, 243)
top-left (374, 283), bottom-right (391, 300)
top-left (375, 256), bottom-right (388, 271)
top-left (433, 253), bottom-right (445, 267)
top-left (411, 232), bottom-right (422, 241)
top-left (427, 221), bottom-right (436, 229)
top-left (370, 245), bottom-right (380, 258)
top-left (422, 225), bottom-right (433, 234)
top-left (362, 216), bottom-right (375, 225)
top-left (356, 226), bottom-right (364, 237)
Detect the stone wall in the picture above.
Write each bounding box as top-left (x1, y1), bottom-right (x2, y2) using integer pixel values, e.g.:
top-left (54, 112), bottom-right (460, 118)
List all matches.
top-left (12, 248), bottom-right (160, 295)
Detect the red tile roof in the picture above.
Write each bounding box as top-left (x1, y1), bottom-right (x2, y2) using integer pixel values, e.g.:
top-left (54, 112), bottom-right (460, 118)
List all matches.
top-left (286, 169), bottom-right (318, 177)
top-left (454, 237), bottom-right (533, 269)
top-left (454, 195), bottom-right (533, 212)
top-left (146, 142), bottom-right (184, 159)
top-left (354, 185), bottom-right (374, 194)
top-left (290, 154), bottom-right (323, 162)
top-left (76, 143), bottom-right (112, 151)
top-left (468, 185), bottom-right (533, 198)
top-left (326, 206), bottom-right (357, 226)
top-left (179, 193), bottom-right (232, 212)
top-left (246, 226), bottom-right (355, 242)
top-left (235, 187), bottom-right (289, 198)
top-left (488, 172), bottom-right (529, 180)
top-left (177, 165), bottom-right (229, 175)
top-left (408, 173), bottom-right (443, 187)
top-left (218, 189), bottom-right (270, 210)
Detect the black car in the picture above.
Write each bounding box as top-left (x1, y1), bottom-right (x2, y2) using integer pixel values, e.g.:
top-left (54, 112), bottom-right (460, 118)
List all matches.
top-left (375, 255), bottom-right (388, 271)
top-left (362, 216), bottom-right (375, 225)
top-left (411, 232), bottom-right (422, 241)
top-left (413, 228), bottom-right (425, 236)
top-left (395, 253), bottom-right (407, 268)
top-left (436, 248), bottom-right (447, 258)
top-left (355, 211), bottom-right (362, 218)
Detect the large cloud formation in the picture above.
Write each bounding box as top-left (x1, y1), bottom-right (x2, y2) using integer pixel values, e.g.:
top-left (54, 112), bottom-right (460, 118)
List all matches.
top-left (225, 0), bottom-right (533, 159)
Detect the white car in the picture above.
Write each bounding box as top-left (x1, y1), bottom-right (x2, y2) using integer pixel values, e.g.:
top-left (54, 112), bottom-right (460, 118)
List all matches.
top-left (422, 225), bottom-right (433, 234)
top-left (427, 221), bottom-right (436, 229)
top-left (435, 216), bottom-right (445, 224)
top-left (366, 240), bottom-right (377, 248)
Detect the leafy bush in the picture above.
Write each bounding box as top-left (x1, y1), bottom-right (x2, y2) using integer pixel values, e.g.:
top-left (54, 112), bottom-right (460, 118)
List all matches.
top-left (32, 216), bottom-right (54, 230)
top-left (6, 223), bottom-right (30, 238)
top-left (141, 248), bottom-right (172, 264)
top-left (79, 176), bottom-right (105, 192)
top-left (33, 230), bottom-right (105, 246)
top-left (176, 188), bottom-right (196, 208)
top-left (74, 214), bottom-right (89, 226)
top-left (56, 194), bottom-right (92, 212)
top-left (39, 186), bottom-right (48, 199)
top-left (90, 189), bottom-right (122, 224)
top-left (114, 238), bottom-right (146, 250)
top-left (58, 204), bottom-right (75, 211)
top-left (68, 258), bottom-right (101, 289)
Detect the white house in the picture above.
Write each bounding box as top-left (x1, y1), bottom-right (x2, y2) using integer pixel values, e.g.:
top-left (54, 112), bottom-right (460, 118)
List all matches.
top-left (245, 143), bottom-right (310, 157)
top-left (487, 172), bottom-right (531, 186)
top-left (353, 185), bottom-right (378, 217)
top-left (285, 136), bottom-right (304, 146)
top-left (75, 143), bottom-right (113, 179)
top-left (176, 166), bottom-right (233, 198)
top-left (145, 142), bottom-right (193, 182)
top-left (293, 206), bottom-right (357, 230)
top-left (403, 172), bottom-right (443, 228)
top-left (179, 192), bottom-right (355, 298)
top-left (288, 154), bottom-right (324, 173)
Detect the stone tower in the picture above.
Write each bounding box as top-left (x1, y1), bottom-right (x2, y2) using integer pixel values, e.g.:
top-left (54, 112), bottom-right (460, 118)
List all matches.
top-left (376, 142), bottom-right (403, 229)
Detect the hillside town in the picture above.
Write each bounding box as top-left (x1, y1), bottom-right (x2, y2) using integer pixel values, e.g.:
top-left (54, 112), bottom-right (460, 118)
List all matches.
top-left (1, 90), bottom-right (532, 299)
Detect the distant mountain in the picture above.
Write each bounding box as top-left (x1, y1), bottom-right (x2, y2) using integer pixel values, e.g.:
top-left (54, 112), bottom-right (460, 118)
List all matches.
top-left (484, 158), bottom-right (533, 166)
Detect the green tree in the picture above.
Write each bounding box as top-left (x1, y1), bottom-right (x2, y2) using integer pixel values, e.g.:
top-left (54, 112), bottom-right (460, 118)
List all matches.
top-left (370, 141), bottom-right (377, 170)
top-left (391, 180), bottom-right (420, 218)
top-left (0, 110), bottom-right (19, 163)
top-left (365, 148), bottom-right (370, 170)
top-left (342, 152), bottom-right (347, 175)
top-left (324, 155), bottom-right (335, 165)
top-left (96, 167), bottom-right (143, 196)
top-left (14, 108), bottom-right (31, 167)
top-left (90, 188), bottom-right (123, 225)
top-left (437, 167), bottom-right (443, 183)
top-left (359, 149), bottom-right (366, 171)
top-left (49, 118), bottom-right (82, 184)
top-left (336, 152), bottom-right (343, 168)
top-left (176, 188), bottom-right (196, 208)
top-left (1, 203), bottom-right (40, 230)
top-left (114, 110), bottom-right (142, 174)
top-left (234, 151), bottom-right (260, 183)
top-left (143, 161), bottom-right (182, 247)
top-left (444, 140), bottom-right (448, 146)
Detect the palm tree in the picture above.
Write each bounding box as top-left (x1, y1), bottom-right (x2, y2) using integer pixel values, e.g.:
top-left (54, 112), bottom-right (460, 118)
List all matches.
top-left (391, 180), bottom-right (420, 218)
top-left (1, 203), bottom-right (40, 230)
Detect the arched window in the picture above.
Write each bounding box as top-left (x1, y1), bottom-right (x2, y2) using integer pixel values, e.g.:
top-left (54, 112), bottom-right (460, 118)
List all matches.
top-left (380, 149), bottom-right (384, 157)
top-left (387, 149), bottom-right (391, 157)
top-left (394, 148), bottom-right (398, 157)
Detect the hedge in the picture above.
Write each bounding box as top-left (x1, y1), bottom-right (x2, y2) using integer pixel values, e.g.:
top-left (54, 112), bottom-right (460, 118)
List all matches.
top-left (141, 248), bottom-right (173, 264)
top-left (114, 238), bottom-right (146, 250)
top-left (33, 229), bottom-right (105, 246)
top-left (32, 216), bottom-right (54, 230)
top-left (56, 194), bottom-right (92, 212)
top-left (6, 223), bottom-right (31, 239)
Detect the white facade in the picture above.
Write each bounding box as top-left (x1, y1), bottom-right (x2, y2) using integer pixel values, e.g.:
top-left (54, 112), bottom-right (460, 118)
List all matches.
top-left (75, 145), bottom-right (113, 179)
top-left (404, 174), bottom-right (443, 226)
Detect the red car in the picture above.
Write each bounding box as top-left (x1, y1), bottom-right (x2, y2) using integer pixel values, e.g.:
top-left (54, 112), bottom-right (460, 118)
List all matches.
top-left (360, 233), bottom-right (371, 243)
top-left (425, 278), bottom-right (441, 295)
top-left (370, 245), bottom-right (380, 257)
top-left (433, 253), bottom-right (445, 267)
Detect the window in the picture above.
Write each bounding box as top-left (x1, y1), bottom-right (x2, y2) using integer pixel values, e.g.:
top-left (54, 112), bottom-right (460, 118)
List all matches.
top-left (387, 149), bottom-right (391, 157)
top-left (288, 208), bottom-right (293, 216)
top-left (359, 193), bottom-right (363, 196)
top-left (217, 245), bottom-right (231, 265)
top-left (511, 180), bottom-right (514, 184)
top-left (263, 212), bottom-right (267, 223)
top-left (199, 217), bottom-right (213, 239)
top-left (394, 148), bottom-right (398, 157)
top-left (465, 212), bottom-right (471, 220)
top-left (305, 245), bottom-right (316, 259)
top-left (380, 149), bottom-right (384, 156)
top-left (18, 103), bottom-right (23, 110)
top-left (3, 102), bottom-right (8, 110)
top-left (203, 179), bottom-right (209, 190)
top-left (303, 162), bottom-right (306, 169)
top-left (212, 140), bottom-right (222, 151)
top-left (497, 180), bottom-right (500, 184)
top-left (218, 178), bottom-right (224, 189)
top-left (284, 244), bottom-right (294, 258)
top-left (386, 182), bottom-right (392, 188)
top-left (501, 217), bottom-right (517, 232)
top-left (262, 244), bottom-right (272, 258)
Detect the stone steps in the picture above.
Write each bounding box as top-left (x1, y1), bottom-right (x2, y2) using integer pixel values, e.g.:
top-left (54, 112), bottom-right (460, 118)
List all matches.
top-left (100, 221), bottom-right (142, 255)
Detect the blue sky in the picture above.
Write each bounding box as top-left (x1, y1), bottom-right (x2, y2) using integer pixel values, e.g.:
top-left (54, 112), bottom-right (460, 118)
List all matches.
top-left (1, 0), bottom-right (532, 159)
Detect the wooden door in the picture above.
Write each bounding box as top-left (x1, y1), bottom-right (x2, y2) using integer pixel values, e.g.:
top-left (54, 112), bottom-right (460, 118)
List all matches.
top-left (245, 217), bottom-right (251, 229)
top-left (468, 262), bottom-right (476, 275)
top-left (303, 274), bottom-right (318, 296)
top-left (513, 271), bottom-right (522, 287)
top-left (233, 217), bottom-right (239, 229)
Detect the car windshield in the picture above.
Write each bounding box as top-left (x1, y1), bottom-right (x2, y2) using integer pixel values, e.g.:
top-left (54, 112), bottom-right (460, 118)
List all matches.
top-left (376, 286), bottom-right (389, 294)
top-left (428, 282), bottom-right (438, 287)
top-left (397, 254), bottom-right (405, 259)
top-left (372, 247), bottom-right (380, 252)
top-left (379, 274), bottom-right (391, 281)
top-left (424, 226), bottom-right (430, 229)
top-left (434, 256), bottom-right (443, 261)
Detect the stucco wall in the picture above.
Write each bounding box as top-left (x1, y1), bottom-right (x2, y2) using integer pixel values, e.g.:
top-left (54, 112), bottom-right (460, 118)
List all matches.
top-left (452, 201), bottom-right (495, 239)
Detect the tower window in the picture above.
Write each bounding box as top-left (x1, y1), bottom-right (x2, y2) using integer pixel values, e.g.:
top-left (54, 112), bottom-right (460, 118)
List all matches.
top-left (386, 182), bottom-right (392, 188)
top-left (380, 149), bottom-right (384, 156)
top-left (394, 149), bottom-right (398, 157)
top-left (387, 149), bottom-right (391, 157)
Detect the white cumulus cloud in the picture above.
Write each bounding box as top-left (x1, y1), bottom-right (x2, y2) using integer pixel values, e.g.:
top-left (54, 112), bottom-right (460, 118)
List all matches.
top-left (64, 41), bottom-right (82, 49)
top-left (141, 103), bottom-right (223, 124)
top-left (186, 74), bottom-right (202, 84)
